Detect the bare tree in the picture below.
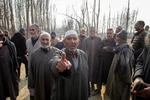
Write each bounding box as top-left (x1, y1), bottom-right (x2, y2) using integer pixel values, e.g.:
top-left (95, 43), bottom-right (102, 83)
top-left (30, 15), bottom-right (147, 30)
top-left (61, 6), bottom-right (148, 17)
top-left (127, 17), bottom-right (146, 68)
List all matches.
top-left (96, 0), bottom-right (100, 34)
top-left (8, 0), bottom-right (15, 34)
top-left (92, 0), bottom-right (96, 27)
top-left (107, 1), bottom-right (111, 29)
top-left (26, 0), bottom-right (30, 38)
top-left (126, 0), bottom-right (130, 31)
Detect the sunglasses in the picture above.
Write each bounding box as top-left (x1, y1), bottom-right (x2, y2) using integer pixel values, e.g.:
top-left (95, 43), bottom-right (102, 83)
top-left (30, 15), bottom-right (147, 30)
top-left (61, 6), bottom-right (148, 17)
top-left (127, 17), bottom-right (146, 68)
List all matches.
top-left (29, 29), bottom-right (35, 31)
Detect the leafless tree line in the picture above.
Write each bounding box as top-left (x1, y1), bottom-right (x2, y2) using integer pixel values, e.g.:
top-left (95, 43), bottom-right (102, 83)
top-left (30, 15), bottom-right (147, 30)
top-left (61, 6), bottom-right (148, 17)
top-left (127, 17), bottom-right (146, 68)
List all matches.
top-left (0, 0), bottom-right (138, 38)
top-left (0, 0), bottom-right (56, 38)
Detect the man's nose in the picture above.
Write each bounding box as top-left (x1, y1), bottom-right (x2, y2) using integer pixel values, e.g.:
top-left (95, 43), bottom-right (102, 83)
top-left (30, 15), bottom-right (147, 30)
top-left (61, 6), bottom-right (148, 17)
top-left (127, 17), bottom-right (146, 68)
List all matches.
top-left (70, 39), bottom-right (75, 43)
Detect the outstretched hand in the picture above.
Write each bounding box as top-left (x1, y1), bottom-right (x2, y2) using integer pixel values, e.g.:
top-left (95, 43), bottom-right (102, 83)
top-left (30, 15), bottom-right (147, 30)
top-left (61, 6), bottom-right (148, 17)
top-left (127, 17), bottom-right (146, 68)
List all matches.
top-left (56, 52), bottom-right (72, 72)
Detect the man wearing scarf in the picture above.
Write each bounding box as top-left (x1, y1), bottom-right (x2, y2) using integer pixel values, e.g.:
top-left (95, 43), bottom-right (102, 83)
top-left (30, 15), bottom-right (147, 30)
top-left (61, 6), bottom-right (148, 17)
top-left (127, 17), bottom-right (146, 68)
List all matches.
top-left (106, 30), bottom-right (134, 100)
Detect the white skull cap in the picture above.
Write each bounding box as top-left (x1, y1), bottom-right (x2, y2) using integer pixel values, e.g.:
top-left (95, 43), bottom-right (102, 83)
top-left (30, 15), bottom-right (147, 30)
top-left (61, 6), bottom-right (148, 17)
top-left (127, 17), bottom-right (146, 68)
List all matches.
top-left (64, 30), bottom-right (77, 39)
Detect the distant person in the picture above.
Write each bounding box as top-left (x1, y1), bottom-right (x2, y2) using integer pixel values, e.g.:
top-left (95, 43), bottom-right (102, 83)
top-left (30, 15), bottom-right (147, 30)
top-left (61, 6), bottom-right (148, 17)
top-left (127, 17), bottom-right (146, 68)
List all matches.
top-left (0, 29), bottom-right (19, 100)
top-left (84, 27), bottom-right (101, 96)
top-left (11, 28), bottom-right (28, 79)
top-left (113, 25), bottom-right (123, 39)
top-left (50, 31), bottom-right (60, 47)
top-left (99, 28), bottom-right (116, 85)
top-left (55, 41), bottom-right (65, 50)
top-left (131, 32), bottom-right (150, 100)
top-left (144, 25), bottom-right (149, 33)
top-left (28, 31), bottom-right (58, 100)
top-left (131, 20), bottom-right (147, 65)
top-left (49, 30), bottom-right (89, 100)
top-left (4, 30), bottom-right (11, 40)
top-left (106, 30), bottom-right (134, 100)
top-left (78, 28), bottom-right (87, 51)
top-left (26, 24), bottom-right (41, 100)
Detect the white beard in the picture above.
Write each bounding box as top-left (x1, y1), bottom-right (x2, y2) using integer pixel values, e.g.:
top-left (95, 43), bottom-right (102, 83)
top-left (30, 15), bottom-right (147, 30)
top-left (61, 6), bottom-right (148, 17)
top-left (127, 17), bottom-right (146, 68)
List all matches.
top-left (41, 45), bottom-right (49, 49)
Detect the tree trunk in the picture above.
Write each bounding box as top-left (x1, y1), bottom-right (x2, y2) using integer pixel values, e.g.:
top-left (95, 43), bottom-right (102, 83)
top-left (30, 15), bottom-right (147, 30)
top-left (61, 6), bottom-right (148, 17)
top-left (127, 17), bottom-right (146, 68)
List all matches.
top-left (46, 0), bottom-right (50, 32)
top-left (126, 0), bottom-right (130, 31)
top-left (26, 0), bottom-right (30, 38)
top-left (8, 0), bottom-right (15, 34)
top-left (31, 0), bottom-right (34, 23)
top-left (97, 0), bottom-right (100, 34)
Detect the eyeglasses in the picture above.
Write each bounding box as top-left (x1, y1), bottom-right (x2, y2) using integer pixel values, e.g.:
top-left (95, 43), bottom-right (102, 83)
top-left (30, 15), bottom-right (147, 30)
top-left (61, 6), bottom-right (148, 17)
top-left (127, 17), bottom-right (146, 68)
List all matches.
top-left (29, 29), bottom-right (35, 31)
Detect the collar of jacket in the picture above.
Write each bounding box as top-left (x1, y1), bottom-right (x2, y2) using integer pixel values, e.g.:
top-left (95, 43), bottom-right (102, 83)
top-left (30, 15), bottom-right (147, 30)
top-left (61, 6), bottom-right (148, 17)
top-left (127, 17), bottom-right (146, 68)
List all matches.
top-left (134, 29), bottom-right (144, 35)
top-left (114, 43), bottom-right (129, 53)
top-left (63, 48), bottom-right (78, 59)
top-left (40, 46), bottom-right (52, 52)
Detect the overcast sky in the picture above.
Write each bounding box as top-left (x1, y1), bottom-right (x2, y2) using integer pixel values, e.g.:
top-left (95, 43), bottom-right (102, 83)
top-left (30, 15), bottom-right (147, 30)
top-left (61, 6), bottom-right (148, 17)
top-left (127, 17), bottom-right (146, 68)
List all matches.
top-left (53, 0), bottom-right (150, 27)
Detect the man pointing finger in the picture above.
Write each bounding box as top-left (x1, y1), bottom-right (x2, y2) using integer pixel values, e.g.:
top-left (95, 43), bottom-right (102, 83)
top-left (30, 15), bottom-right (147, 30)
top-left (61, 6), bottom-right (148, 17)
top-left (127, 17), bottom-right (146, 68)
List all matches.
top-left (49, 30), bottom-right (89, 100)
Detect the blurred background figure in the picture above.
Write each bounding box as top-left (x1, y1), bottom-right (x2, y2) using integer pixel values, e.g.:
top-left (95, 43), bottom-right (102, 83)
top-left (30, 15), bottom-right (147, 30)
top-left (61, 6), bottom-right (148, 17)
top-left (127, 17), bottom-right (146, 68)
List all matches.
top-left (11, 28), bottom-right (28, 80)
top-left (0, 29), bottom-right (19, 100)
top-left (131, 20), bottom-right (147, 68)
top-left (4, 30), bottom-right (11, 40)
top-left (50, 31), bottom-right (60, 47)
top-left (144, 25), bottom-right (149, 33)
top-left (84, 26), bottom-right (102, 96)
top-left (113, 25), bottom-right (123, 39)
top-left (99, 28), bottom-right (116, 85)
top-left (77, 28), bottom-right (87, 51)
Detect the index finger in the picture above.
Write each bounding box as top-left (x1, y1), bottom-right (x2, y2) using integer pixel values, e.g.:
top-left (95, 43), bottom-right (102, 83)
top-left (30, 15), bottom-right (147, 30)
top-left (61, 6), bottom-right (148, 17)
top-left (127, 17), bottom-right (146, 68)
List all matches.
top-left (61, 52), bottom-right (66, 61)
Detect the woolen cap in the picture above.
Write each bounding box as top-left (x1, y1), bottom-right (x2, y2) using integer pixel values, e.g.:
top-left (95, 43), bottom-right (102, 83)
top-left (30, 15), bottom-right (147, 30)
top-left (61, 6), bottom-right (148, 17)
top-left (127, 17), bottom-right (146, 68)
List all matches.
top-left (116, 30), bottom-right (128, 41)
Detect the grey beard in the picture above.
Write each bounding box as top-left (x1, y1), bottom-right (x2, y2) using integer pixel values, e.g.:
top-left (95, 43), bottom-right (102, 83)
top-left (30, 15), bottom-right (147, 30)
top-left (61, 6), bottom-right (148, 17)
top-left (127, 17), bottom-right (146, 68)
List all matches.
top-left (41, 45), bottom-right (49, 49)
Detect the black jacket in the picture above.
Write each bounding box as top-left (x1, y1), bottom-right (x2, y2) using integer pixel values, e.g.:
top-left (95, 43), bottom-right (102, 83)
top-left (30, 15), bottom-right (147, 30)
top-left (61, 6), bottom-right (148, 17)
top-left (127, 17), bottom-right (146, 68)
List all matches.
top-left (11, 33), bottom-right (27, 57)
top-left (131, 30), bottom-right (147, 61)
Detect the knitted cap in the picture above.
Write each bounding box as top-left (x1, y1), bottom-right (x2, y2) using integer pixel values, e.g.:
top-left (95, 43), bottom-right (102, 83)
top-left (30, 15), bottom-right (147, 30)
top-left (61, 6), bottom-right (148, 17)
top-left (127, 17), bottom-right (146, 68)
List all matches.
top-left (116, 30), bottom-right (128, 41)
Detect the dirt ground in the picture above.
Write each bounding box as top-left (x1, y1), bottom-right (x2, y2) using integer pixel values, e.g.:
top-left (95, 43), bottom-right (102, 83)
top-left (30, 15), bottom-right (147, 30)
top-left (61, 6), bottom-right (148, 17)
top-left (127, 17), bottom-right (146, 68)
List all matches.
top-left (14, 64), bottom-right (110, 100)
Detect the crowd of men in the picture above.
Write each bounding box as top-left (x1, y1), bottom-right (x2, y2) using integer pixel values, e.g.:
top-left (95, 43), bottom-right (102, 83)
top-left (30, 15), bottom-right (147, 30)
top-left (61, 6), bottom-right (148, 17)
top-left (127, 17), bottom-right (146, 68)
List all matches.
top-left (0, 20), bottom-right (150, 100)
